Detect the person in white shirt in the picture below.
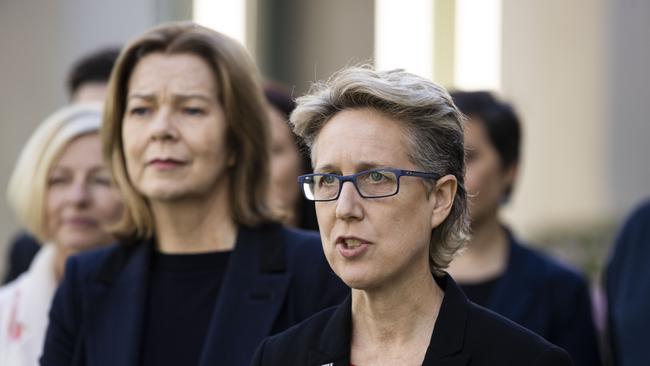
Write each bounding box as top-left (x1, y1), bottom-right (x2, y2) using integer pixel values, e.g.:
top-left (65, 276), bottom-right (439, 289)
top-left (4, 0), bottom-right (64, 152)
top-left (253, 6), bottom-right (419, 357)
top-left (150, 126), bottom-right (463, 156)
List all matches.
top-left (0, 104), bottom-right (123, 365)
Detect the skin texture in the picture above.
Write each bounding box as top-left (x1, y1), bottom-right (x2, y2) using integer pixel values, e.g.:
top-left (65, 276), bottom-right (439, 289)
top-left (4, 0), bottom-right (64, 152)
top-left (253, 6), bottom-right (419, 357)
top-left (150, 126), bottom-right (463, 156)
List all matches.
top-left (122, 52), bottom-right (236, 253)
top-left (464, 119), bottom-right (515, 226)
top-left (46, 133), bottom-right (123, 278)
top-left (268, 106), bottom-right (302, 227)
top-left (446, 118), bottom-right (516, 282)
top-left (311, 108), bottom-right (457, 365)
top-left (71, 82), bottom-right (108, 103)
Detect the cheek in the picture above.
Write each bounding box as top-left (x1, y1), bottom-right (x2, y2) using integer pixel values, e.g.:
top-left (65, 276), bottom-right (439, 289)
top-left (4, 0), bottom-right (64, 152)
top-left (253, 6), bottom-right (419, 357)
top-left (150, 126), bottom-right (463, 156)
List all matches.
top-left (91, 188), bottom-right (124, 222)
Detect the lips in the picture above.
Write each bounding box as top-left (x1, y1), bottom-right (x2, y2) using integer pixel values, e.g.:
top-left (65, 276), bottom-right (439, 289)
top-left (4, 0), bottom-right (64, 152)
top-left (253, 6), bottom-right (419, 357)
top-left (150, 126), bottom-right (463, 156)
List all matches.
top-left (63, 216), bottom-right (98, 228)
top-left (147, 158), bottom-right (187, 169)
top-left (335, 236), bottom-right (371, 258)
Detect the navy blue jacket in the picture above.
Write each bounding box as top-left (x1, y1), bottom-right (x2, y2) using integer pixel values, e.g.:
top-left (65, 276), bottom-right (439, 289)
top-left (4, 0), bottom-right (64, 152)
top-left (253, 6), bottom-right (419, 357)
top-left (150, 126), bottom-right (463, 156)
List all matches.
top-left (252, 274), bottom-right (573, 366)
top-left (482, 230), bottom-right (601, 366)
top-left (605, 199), bottom-right (650, 366)
top-left (40, 224), bottom-right (349, 366)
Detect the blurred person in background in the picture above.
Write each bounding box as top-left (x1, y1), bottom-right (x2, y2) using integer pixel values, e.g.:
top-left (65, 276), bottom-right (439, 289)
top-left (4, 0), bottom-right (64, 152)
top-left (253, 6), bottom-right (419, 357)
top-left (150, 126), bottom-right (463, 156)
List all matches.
top-left (0, 104), bottom-right (123, 366)
top-left (41, 22), bottom-right (347, 366)
top-left (447, 91), bottom-right (601, 366)
top-left (252, 66), bottom-right (572, 365)
top-left (3, 47), bottom-right (121, 284)
top-left (604, 198), bottom-right (650, 366)
top-left (264, 82), bottom-right (318, 231)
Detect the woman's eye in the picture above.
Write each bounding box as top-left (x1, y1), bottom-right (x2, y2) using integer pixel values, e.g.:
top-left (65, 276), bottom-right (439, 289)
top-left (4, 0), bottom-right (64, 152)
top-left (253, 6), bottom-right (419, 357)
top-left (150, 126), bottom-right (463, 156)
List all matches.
top-left (369, 171), bottom-right (385, 182)
top-left (321, 175), bottom-right (337, 185)
top-left (128, 106), bottom-right (151, 116)
top-left (47, 176), bottom-right (69, 186)
top-left (92, 176), bottom-right (113, 186)
top-left (182, 107), bottom-right (205, 116)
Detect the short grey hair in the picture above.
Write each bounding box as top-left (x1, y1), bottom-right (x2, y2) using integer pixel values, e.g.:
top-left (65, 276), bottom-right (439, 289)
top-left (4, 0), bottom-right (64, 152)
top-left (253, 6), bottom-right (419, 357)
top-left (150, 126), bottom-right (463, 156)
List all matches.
top-left (290, 65), bottom-right (469, 274)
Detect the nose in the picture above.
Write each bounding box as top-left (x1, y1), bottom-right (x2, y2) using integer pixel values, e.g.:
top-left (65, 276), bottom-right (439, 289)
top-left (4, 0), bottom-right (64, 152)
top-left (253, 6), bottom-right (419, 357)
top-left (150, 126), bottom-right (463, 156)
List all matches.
top-left (335, 181), bottom-right (364, 221)
top-left (150, 107), bottom-right (178, 141)
top-left (67, 180), bottom-right (91, 208)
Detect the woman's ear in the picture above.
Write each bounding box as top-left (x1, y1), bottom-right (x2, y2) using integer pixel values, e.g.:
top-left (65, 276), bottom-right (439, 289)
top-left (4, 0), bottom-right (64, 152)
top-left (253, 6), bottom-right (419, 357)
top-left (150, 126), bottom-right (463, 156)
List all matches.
top-left (430, 175), bottom-right (457, 229)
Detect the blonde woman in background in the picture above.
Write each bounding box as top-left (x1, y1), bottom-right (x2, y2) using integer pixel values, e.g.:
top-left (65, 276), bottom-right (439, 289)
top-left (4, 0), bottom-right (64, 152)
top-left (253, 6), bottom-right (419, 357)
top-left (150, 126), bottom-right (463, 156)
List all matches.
top-left (0, 104), bottom-right (123, 366)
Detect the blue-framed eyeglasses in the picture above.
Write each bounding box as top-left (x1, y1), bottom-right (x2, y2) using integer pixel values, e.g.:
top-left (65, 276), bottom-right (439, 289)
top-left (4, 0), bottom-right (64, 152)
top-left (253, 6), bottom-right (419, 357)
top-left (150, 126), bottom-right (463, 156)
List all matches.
top-left (297, 168), bottom-right (440, 202)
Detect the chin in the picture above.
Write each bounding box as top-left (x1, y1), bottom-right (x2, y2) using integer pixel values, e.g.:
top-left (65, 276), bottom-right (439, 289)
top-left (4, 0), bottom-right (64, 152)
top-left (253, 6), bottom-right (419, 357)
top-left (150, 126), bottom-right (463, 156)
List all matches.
top-left (59, 236), bottom-right (109, 253)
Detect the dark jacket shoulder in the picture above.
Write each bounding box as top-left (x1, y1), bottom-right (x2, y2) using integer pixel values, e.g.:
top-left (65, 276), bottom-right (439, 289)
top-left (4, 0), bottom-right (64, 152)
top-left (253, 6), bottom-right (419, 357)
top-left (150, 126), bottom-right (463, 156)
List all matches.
top-left (252, 274), bottom-right (572, 366)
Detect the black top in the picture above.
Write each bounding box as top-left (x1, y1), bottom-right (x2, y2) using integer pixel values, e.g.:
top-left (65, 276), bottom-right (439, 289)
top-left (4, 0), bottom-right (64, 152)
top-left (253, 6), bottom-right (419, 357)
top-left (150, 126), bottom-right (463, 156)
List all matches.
top-left (460, 275), bottom-right (502, 307)
top-left (140, 250), bottom-right (231, 366)
top-left (252, 273), bottom-right (573, 366)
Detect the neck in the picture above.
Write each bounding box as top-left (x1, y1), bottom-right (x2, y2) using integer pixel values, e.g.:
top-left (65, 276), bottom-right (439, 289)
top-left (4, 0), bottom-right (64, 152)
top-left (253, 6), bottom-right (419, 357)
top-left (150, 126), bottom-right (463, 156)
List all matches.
top-left (447, 213), bottom-right (509, 282)
top-left (151, 187), bottom-right (237, 254)
top-left (351, 265), bottom-right (443, 358)
top-left (54, 246), bottom-right (69, 283)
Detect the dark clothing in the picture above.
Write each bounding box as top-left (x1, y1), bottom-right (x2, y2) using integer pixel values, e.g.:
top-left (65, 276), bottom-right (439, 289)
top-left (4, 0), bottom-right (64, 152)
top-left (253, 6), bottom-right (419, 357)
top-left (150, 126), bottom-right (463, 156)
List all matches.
top-left (140, 251), bottom-right (230, 366)
top-left (460, 275), bottom-right (501, 307)
top-left (474, 230), bottom-right (601, 366)
top-left (605, 199), bottom-right (650, 366)
top-left (251, 274), bottom-right (574, 366)
top-left (3, 232), bottom-right (40, 284)
top-left (41, 224), bottom-right (349, 366)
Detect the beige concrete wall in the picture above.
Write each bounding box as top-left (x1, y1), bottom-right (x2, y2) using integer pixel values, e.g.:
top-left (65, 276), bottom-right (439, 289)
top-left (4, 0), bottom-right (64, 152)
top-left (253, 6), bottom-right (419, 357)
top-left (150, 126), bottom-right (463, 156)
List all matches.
top-left (499, 0), bottom-right (610, 235)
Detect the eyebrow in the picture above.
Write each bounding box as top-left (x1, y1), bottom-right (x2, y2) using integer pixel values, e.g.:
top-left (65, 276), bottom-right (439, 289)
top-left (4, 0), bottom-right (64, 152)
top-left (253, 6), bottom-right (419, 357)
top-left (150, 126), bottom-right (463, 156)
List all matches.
top-left (314, 161), bottom-right (389, 174)
top-left (127, 93), bottom-right (213, 102)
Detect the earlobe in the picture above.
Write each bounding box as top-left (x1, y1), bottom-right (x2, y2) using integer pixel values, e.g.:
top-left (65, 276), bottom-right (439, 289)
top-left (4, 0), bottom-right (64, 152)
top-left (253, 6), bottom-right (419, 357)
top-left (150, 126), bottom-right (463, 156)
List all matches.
top-left (430, 175), bottom-right (457, 229)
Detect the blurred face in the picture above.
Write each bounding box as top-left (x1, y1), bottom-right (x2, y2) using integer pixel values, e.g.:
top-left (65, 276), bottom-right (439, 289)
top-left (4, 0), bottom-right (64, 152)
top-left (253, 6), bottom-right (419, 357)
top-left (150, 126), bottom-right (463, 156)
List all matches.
top-left (464, 119), bottom-right (515, 225)
top-left (72, 82), bottom-right (108, 103)
top-left (45, 134), bottom-right (123, 252)
top-left (268, 107), bottom-right (303, 224)
top-left (313, 108), bottom-right (440, 291)
top-left (122, 53), bottom-right (231, 203)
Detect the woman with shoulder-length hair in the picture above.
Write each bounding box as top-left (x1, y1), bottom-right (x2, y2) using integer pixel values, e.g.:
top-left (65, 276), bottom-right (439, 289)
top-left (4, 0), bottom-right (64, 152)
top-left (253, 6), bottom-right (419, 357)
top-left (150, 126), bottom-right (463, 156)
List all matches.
top-left (41, 22), bottom-right (347, 366)
top-left (0, 104), bottom-right (123, 366)
top-left (251, 66), bottom-right (573, 365)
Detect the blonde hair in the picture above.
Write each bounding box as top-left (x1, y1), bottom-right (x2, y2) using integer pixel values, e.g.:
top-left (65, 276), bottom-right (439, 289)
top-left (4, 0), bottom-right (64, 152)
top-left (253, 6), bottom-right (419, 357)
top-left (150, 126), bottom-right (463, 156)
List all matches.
top-left (7, 104), bottom-right (103, 242)
top-left (291, 66), bottom-right (470, 274)
top-left (102, 22), bottom-right (274, 240)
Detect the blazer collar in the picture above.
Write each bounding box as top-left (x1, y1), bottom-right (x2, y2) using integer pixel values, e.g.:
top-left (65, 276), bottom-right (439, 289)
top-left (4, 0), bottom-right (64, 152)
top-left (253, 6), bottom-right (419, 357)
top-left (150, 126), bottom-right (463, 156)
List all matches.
top-left (85, 240), bottom-right (151, 366)
top-left (85, 223), bottom-right (291, 366)
top-left (198, 224), bottom-right (291, 366)
top-left (309, 274), bottom-right (470, 366)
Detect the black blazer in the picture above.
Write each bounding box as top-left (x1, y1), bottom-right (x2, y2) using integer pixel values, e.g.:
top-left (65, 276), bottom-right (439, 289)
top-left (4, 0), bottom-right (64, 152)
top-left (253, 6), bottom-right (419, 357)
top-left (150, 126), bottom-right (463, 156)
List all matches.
top-left (252, 274), bottom-right (573, 366)
top-left (482, 230), bottom-right (600, 366)
top-left (40, 224), bottom-right (349, 366)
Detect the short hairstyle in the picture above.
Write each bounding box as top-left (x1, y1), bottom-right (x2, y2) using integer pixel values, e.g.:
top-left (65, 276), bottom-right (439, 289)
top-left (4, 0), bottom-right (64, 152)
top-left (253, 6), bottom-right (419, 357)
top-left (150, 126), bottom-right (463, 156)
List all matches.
top-left (7, 104), bottom-right (103, 242)
top-left (102, 22), bottom-right (274, 240)
top-left (67, 47), bottom-right (121, 98)
top-left (291, 66), bottom-right (469, 274)
top-left (451, 91), bottom-right (521, 200)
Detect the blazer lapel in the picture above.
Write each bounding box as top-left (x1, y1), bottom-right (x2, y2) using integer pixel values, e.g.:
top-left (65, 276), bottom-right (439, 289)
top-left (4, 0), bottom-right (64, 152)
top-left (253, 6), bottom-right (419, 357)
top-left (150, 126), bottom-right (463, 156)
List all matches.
top-left (308, 296), bottom-right (352, 366)
top-left (199, 225), bottom-right (291, 366)
top-left (422, 275), bottom-right (470, 366)
top-left (84, 242), bottom-right (151, 366)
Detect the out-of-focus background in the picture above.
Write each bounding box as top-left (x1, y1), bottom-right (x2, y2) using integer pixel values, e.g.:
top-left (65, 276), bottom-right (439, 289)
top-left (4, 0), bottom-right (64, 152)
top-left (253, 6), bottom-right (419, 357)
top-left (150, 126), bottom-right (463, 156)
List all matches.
top-left (1, 0), bottom-right (648, 280)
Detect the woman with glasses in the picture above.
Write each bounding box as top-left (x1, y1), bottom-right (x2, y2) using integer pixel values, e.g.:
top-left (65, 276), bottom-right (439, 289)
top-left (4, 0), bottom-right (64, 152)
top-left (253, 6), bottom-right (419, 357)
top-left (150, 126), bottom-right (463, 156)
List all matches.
top-left (251, 66), bottom-right (573, 365)
top-left (40, 22), bottom-right (347, 366)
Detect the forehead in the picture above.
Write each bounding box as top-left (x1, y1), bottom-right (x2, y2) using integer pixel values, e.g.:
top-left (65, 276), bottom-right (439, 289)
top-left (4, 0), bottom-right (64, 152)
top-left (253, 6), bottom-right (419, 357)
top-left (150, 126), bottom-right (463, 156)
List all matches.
top-left (53, 133), bottom-right (103, 168)
top-left (312, 108), bottom-right (412, 171)
top-left (464, 119), bottom-right (490, 147)
top-left (128, 52), bottom-right (217, 96)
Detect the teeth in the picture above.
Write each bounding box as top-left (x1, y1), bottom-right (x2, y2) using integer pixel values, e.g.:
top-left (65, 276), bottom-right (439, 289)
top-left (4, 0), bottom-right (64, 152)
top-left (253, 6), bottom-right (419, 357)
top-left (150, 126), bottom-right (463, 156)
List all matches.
top-left (345, 239), bottom-right (362, 248)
